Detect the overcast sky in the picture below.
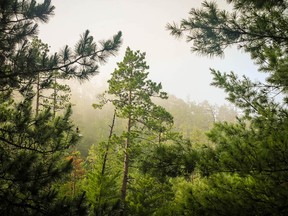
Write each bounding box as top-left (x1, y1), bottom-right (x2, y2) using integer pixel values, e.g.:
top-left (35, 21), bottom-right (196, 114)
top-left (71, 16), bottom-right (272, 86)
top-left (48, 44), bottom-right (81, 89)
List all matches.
top-left (38, 0), bottom-right (262, 104)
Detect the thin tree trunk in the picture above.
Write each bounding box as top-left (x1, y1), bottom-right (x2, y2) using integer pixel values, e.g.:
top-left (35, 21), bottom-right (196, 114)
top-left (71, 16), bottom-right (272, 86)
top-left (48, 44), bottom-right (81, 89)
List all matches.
top-left (120, 118), bottom-right (131, 215)
top-left (121, 117), bottom-right (131, 201)
top-left (120, 90), bottom-right (132, 214)
top-left (96, 110), bottom-right (116, 216)
top-left (101, 109), bottom-right (116, 176)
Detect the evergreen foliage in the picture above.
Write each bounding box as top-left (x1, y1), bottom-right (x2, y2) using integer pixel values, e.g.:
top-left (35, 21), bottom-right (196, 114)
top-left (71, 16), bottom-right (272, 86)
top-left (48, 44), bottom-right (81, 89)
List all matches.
top-left (72, 89), bottom-right (237, 157)
top-left (139, 133), bottom-right (198, 182)
top-left (86, 47), bottom-right (175, 215)
top-left (83, 142), bottom-right (122, 216)
top-left (0, 0), bottom-right (122, 214)
top-left (168, 0), bottom-right (288, 215)
top-left (0, 0), bottom-right (258, 215)
top-left (107, 47), bottom-right (174, 209)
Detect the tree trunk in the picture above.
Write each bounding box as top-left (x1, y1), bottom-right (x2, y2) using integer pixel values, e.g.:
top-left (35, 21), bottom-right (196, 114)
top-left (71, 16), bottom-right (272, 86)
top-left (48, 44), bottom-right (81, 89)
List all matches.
top-left (120, 90), bottom-right (132, 213)
top-left (101, 109), bottom-right (116, 176)
top-left (121, 122), bottom-right (130, 200)
top-left (120, 118), bottom-right (130, 214)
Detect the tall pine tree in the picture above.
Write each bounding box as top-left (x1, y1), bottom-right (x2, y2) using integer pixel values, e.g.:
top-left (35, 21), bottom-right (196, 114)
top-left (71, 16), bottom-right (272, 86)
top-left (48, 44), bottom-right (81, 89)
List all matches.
top-left (0, 0), bottom-right (122, 215)
top-left (98, 47), bottom-right (173, 214)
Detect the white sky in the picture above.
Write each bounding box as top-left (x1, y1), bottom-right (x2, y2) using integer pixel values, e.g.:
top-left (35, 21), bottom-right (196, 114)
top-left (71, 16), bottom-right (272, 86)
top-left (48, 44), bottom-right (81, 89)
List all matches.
top-left (38, 0), bottom-right (262, 104)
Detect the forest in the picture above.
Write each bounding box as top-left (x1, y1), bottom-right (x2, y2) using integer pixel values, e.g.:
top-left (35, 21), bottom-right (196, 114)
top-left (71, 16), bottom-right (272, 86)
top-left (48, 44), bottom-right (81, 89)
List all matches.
top-left (1, 0), bottom-right (288, 215)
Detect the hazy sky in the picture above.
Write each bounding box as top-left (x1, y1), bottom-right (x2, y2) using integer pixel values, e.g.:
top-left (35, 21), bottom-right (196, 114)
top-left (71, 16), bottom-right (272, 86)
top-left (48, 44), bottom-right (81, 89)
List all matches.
top-left (39, 0), bottom-right (262, 104)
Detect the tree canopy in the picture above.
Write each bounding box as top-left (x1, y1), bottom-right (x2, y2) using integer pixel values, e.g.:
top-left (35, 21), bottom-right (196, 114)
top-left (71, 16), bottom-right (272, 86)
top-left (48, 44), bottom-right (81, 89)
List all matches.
top-left (4, 0), bottom-right (286, 215)
top-left (167, 0), bottom-right (288, 215)
top-left (0, 0), bottom-right (122, 214)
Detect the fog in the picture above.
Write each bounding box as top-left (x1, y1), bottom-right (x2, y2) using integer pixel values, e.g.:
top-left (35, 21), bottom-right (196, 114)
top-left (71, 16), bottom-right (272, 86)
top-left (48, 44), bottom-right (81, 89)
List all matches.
top-left (39, 0), bottom-right (263, 105)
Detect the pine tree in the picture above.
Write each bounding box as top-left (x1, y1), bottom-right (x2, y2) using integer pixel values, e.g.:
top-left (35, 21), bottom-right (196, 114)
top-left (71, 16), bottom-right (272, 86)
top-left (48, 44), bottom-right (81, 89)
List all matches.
top-left (0, 0), bottom-right (122, 214)
top-left (168, 0), bottom-right (288, 215)
top-left (106, 47), bottom-right (173, 213)
top-left (28, 37), bottom-right (71, 117)
top-left (30, 37), bottom-right (51, 116)
top-left (82, 107), bottom-right (122, 215)
top-left (83, 139), bottom-right (122, 216)
top-left (42, 70), bottom-right (72, 117)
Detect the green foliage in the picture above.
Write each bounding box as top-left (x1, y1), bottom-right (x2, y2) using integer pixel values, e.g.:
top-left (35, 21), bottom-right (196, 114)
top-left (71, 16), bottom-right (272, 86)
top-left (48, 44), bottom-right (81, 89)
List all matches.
top-left (168, 0), bottom-right (288, 215)
top-left (126, 173), bottom-right (174, 216)
top-left (0, 96), bottom-right (84, 215)
top-left (139, 133), bottom-right (198, 182)
top-left (82, 142), bottom-right (122, 216)
top-left (167, 0), bottom-right (288, 57)
top-left (89, 47), bottom-right (176, 214)
top-left (107, 47), bottom-right (173, 128)
top-left (73, 89), bottom-right (236, 156)
top-left (0, 0), bottom-right (122, 214)
top-left (0, 0), bottom-right (122, 91)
